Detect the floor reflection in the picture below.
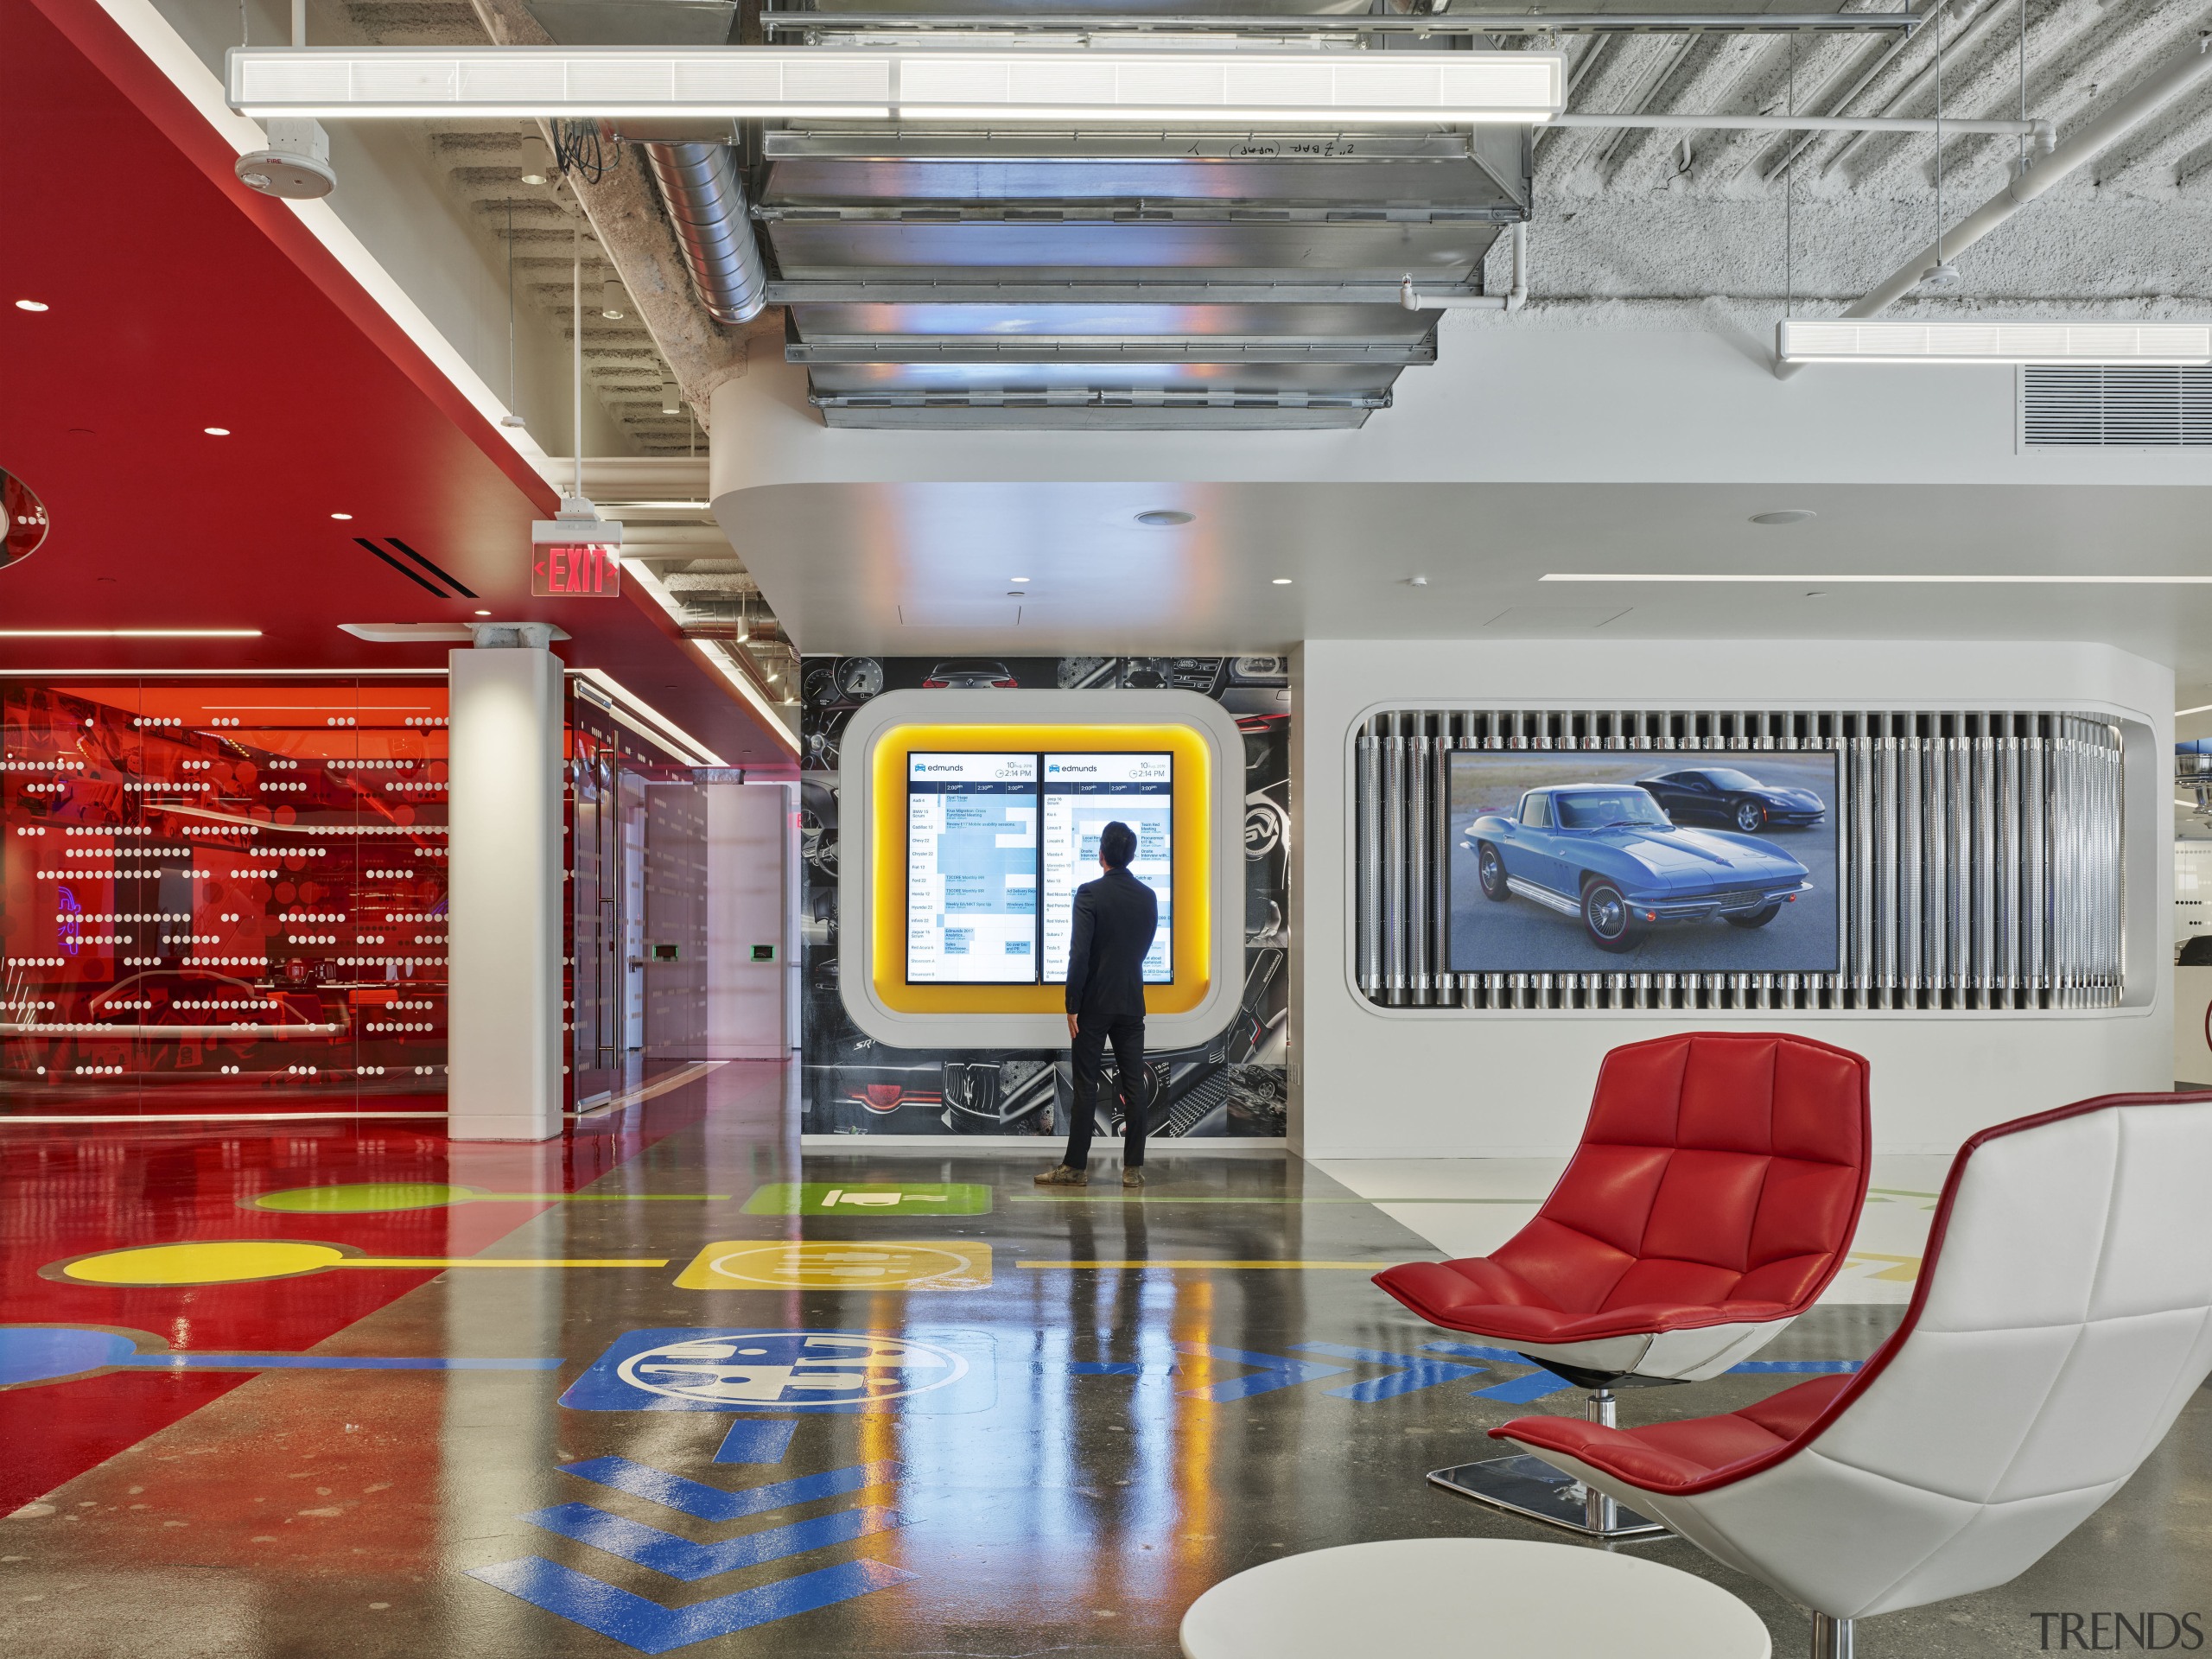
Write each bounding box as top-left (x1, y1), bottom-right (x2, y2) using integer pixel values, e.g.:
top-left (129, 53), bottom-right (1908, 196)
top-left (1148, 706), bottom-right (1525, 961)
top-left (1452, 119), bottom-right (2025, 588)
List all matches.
top-left (1, 1065), bottom-right (2204, 1658)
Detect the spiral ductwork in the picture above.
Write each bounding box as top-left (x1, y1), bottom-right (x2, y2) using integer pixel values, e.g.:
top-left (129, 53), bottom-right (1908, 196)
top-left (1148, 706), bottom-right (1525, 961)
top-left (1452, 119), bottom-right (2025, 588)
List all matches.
top-left (642, 142), bottom-right (768, 327)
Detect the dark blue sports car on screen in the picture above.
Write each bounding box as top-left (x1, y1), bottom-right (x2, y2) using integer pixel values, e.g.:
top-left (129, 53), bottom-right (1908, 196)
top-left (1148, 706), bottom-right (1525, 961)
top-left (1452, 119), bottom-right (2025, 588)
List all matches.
top-left (1467, 785), bottom-right (1815, 953)
top-left (1636, 766), bottom-right (1827, 834)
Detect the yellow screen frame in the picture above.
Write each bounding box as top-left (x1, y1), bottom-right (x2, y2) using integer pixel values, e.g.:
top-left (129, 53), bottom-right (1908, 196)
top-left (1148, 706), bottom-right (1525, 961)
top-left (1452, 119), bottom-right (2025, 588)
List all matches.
top-left (872, 721), bottom-right (1213, 1015)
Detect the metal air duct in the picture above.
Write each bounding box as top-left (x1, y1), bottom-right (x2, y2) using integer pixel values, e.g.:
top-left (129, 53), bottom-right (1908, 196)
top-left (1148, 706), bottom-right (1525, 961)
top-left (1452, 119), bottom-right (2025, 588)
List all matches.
top-left (642, 142), bottom-right (769, 327)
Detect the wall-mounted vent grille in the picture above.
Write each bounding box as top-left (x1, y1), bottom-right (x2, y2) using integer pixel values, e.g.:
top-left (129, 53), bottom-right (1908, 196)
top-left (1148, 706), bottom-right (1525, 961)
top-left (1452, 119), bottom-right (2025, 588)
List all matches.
top-left (2021, 365), bottom-right (2212, 448)
top-left (1353, 709), bottom-right (2125, 1015)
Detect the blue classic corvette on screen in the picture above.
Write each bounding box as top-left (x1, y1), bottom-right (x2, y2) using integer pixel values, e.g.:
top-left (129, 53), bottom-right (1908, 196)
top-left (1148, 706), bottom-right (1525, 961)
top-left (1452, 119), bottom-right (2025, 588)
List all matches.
top-left (1466, 784), bottom-right (1815, 953)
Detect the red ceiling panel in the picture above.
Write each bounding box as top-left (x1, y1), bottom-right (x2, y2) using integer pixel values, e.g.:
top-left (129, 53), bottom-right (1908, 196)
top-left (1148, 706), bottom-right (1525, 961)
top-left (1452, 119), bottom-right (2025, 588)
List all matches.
top-left (0, 0), bottom-right (792, 769)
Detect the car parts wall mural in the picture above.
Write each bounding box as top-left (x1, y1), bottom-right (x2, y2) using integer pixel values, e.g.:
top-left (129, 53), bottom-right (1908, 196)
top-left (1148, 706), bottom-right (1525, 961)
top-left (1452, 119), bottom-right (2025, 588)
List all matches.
top-left (801, 656), bottom-right (1290, 1139)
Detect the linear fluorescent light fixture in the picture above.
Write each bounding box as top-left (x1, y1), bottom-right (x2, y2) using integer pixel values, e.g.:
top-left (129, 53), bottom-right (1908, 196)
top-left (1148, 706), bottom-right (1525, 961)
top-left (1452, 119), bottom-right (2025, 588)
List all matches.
top-left (1777, 318), bottom-right (2212, 366)
top-left (0, 628), bottom-right (264, 638)
top-left (226, 46), bottom-right (1566, 124)
top-left (1542, 573), bottom-right (2212, 585)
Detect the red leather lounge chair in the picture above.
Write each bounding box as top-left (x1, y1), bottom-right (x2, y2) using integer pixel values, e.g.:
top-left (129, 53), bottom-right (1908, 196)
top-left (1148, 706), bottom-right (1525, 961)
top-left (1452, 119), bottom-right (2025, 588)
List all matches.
top-left (1374, 1031), bottom-right (1871, 1538)
top-left (1491, 1091), bottom-right (2212, 1657)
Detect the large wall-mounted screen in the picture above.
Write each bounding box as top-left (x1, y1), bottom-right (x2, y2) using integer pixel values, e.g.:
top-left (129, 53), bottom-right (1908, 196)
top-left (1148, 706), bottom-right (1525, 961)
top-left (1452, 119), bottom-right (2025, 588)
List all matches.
top-left (906, 752), bottom-right (1040, 983)
top-left (904, 748), bottom-right (1175, 987)
top-left (1042, 752), bottom-right (1173, 985)
top-left (1446, 751), bottom-right (1841, 973)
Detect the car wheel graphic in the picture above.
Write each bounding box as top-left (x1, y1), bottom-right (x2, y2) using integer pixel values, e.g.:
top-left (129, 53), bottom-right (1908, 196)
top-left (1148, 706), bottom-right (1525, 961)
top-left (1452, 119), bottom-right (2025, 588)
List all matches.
top-left (1725, 904), bottom-right (1782, 929)
top-left (1732, 798), bottom-right (1767, 833)
top-left (1477, 842), bottom-right (1510, 901)
top-left (1581, 880), bottom-right (1641, 952)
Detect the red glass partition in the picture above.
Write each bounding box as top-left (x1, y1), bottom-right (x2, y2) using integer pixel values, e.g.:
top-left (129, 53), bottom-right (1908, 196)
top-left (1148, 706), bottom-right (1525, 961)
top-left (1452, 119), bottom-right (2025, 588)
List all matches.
top-left (1, 678), bottom-right (449, 1116)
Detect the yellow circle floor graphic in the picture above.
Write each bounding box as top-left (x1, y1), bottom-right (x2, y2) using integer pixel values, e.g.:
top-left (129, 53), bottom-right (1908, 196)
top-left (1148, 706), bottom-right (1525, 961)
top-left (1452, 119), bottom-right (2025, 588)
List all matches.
top-left (51, 1241), bottom-right (676, 1287)
top-left (674, 1240), bottom-right (992, 1292)
top-left (58, 1240), bottom-right (349, 1286)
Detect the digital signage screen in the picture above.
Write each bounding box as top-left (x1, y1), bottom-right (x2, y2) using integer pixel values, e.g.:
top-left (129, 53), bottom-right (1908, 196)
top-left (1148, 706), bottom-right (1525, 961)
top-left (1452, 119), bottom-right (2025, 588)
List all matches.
top-left (906, 752), bottom-right (1040, 983)
top-left (903, 748), bottom-right (1175, 987)
top-left (1446, 751), bottom-right (1841, 974)
top-left (1042, 752), bottom-right (1173, 985)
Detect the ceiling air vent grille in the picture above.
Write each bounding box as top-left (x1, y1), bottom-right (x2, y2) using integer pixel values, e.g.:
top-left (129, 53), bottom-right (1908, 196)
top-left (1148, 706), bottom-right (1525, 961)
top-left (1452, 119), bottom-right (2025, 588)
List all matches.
top-left (2021, 365), bottom-right (2212, 448)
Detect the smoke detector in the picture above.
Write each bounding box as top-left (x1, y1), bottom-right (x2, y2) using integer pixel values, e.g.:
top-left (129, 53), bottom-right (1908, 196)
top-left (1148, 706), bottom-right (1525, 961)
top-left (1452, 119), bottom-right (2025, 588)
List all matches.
top-left (235, 118), bottom-right (335, 200)
top-left (1922, 260), bottom-right (1964, 290)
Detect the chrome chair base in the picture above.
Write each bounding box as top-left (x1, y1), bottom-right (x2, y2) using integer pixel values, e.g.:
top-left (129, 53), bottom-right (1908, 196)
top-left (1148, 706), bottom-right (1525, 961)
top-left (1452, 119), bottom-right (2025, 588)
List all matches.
top-left (1811, 1613), bottom-right (1855, 1658)
top-left (1426, 1455), bottom-right (1668, 1541)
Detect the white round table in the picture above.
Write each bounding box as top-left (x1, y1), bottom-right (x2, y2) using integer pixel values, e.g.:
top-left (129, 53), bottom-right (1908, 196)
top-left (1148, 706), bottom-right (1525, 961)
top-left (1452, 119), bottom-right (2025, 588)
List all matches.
top-left (1179, 1537), bottom-right (1770, 1659)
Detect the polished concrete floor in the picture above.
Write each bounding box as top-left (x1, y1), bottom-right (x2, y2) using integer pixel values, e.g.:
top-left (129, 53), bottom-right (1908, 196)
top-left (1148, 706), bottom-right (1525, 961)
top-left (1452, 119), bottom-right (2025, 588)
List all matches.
top-left (3, 1063), bottom-right (2208, 1657)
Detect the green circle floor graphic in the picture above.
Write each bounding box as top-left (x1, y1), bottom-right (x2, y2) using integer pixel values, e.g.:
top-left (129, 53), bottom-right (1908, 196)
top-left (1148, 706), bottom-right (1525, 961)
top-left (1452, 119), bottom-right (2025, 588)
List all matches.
top-left (247, 1185), bottom-right (730, 1214)
top-left (251, 1182), bottom-right (483, 1213)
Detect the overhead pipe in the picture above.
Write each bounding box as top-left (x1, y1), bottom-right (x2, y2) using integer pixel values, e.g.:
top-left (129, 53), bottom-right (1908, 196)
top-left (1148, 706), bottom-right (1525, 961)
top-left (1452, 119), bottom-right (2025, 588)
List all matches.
top-left (764, 10), bottom-right (1924, 31)
top-left (1548, 110), bottom-right (2051, 140)
top-left (1403, 219), bottom-right (1526, 311)
top-left (641, 142), bottom-right (770, 326)
top-left (1824, 34), bottom-right (2212, 326)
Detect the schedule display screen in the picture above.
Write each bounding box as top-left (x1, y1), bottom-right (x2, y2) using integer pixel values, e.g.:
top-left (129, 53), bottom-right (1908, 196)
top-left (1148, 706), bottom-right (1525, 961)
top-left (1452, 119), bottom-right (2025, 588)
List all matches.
top-left (906, 753), bottom-right (1039, 983)
top-left (903, 748), bottom-right (1174, 986)
top-left (1043, 753), bottom-right (1173, 984)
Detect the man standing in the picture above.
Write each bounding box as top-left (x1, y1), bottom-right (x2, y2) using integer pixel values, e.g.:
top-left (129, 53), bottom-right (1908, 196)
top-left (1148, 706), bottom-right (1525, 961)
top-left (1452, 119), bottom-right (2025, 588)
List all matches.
top-left (1036, 819), bottom-right (1158, 1190)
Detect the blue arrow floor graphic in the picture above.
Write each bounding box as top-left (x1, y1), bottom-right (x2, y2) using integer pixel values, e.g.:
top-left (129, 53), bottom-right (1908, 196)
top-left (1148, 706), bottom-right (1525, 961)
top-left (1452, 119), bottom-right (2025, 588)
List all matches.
top-left (471, 1457), bottom-right (914, 1652)
top-left (557, 1457), bottom-right (900, 1521)
top-left (468, 1554), bottom-right (916, 1655)
top-left (1290, 1342), bottom-right (1488, 1402)
top-left (523, 1503), bottom-right (906, 1583)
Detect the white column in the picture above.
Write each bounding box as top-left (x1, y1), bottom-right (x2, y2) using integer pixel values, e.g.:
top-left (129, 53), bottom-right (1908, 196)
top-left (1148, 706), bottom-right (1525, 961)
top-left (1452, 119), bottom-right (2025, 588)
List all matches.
top-left (447, 645), bottom-right (564, 1141)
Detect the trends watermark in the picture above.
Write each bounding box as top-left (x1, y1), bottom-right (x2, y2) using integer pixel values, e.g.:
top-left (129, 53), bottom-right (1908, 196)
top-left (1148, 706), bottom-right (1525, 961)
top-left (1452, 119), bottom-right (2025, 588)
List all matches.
top-left (2033, 1613), bottom-right (2203, 1650)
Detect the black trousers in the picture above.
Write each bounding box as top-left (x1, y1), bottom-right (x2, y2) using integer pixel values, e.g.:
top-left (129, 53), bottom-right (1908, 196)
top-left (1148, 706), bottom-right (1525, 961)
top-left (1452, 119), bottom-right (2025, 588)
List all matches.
top-left (1064, 1012), bottom-right (1147, 1171)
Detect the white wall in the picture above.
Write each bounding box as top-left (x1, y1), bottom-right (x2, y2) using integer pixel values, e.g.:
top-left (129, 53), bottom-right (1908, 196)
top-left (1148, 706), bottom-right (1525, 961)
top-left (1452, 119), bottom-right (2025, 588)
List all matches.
top-left (704, 782), bottom-right (795, 1058)
top-left (1290, 639), bottom-right (2175, 1160)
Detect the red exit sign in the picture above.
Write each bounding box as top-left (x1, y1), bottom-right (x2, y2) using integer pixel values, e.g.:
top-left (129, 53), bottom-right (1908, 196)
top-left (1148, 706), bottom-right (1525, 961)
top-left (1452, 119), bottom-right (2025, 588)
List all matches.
top-left (531, 513), bottom-right (624, 598)
top-left (532, 540), bottom-right (621, 597)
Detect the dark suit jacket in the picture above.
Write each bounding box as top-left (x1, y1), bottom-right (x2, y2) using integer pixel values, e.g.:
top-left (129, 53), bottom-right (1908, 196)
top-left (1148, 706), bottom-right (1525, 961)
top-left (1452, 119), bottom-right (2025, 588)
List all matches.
top-left (1064, 867), bottom-right (1159, 1020)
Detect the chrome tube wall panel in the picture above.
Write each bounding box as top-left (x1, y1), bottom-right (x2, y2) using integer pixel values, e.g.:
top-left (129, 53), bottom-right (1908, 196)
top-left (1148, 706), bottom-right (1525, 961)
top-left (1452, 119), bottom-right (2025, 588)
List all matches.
top-left (1351, 706), bottom-right (2123, 1014)
top-left (1898, 725), bottom-right (1923, 996)
top-left (1355, 730), bottom-right (1381, 998)
top-left (643, 142), bottom-right (770, 326)
top-left (1850, 729), bottom-right (1874, 995)
top-left (1382, 721), bottom-right (1407, 1001)
top-left (1408, 727), bottom-right (1432, 1001)
top-left (1873, 721), bottom-right (1897, 995)
top-left (1433, 730), bottom-right (1455, 1004)
top-left (1997, 724), bottom-right (2021, 1000)
top-left (2025, 729), bottom-right (2044, 1000)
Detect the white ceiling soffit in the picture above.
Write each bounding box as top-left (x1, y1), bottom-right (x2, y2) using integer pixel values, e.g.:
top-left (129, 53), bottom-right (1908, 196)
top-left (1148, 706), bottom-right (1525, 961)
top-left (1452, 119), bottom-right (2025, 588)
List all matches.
top-left (720, 475), bottom-right (2212, 669)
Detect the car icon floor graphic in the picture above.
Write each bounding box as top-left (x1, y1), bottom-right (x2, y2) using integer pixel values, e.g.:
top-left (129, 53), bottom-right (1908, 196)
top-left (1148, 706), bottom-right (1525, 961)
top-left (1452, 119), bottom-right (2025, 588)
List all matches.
top-left (561, 1328), bottom-right (996, 1414)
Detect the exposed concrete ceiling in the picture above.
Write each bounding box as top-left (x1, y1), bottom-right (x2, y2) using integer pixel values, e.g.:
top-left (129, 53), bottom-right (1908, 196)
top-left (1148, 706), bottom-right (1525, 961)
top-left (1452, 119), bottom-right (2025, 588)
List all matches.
top-left (1503, 0), bottom-right (2212, 316)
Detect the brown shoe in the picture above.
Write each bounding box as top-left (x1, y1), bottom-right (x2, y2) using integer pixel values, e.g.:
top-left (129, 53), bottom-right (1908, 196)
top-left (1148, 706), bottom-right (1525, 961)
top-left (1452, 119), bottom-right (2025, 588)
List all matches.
top-left (1122, 1166), bottom-right (1145, 1190)
top-left (1033, 1164), bottom-right (1089, 1186)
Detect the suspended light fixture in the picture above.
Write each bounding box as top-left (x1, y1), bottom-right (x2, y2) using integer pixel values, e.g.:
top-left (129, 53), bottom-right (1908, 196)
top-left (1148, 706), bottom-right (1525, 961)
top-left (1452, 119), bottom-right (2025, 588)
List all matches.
top-left (599, 275), bottom-right (628, 321)
top-left (226, 47), bottom-right (1568, 125)
top-left (518, 133), bottom-right (553, 187)
top-left (1776, 320), bottom-right (2212, 366)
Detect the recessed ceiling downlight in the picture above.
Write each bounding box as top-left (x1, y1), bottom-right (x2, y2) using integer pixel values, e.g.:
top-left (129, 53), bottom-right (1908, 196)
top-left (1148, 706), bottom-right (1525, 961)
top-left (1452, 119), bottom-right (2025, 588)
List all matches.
top-left (1135, 510), bottom-right (1193, 528)
top-left (14, 299), bottom-right (48, 313)
top-left (1751, 509), bottom-right (1817, 526)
